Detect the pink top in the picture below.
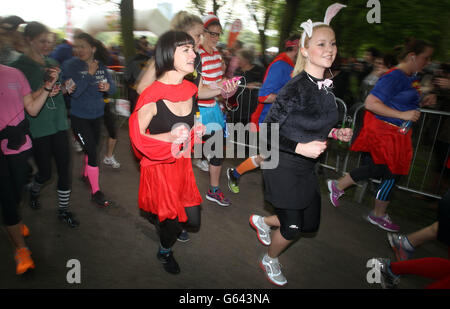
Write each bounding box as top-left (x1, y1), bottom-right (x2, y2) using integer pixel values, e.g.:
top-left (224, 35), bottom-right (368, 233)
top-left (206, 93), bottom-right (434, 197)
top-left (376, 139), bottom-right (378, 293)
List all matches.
top-left (0, 65), bottom-right (32, 155)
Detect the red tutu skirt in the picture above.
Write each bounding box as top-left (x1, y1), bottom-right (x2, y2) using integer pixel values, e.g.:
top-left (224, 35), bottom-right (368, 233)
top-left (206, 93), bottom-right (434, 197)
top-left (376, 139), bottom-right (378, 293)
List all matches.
top-left (350, 112), bottom-right (413, 175)
top-left (138, 157), bottom-right (202, 222)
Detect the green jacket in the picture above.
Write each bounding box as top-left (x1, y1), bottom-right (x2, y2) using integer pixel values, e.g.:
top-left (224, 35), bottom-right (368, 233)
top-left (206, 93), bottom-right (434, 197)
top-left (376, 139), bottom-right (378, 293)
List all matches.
top-left (10, 55), bottom-right (68, 138)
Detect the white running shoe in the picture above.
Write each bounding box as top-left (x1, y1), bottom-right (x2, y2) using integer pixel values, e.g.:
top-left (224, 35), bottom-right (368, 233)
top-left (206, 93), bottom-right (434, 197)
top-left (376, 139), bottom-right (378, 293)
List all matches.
top-left (195, 159), bottom-right (209, 172)
top-left (249, 215), bottom-right (271, 246)
top-left (259, 254), bottom-right (287, 286)
top-left (103, 156), bottom-right (121, 168)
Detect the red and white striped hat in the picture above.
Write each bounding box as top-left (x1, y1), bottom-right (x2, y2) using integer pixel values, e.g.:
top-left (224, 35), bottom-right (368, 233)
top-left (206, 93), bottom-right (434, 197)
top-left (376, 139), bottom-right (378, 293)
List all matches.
top-left (202, 12), bottom-right (220, 28)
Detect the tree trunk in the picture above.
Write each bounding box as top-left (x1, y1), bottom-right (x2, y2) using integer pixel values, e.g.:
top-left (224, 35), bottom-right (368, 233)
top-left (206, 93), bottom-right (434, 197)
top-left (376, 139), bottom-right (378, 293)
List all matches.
top-left (278, 0), bottom-right (301, 51)
top-left (120, 0), bottom-right (135, 62)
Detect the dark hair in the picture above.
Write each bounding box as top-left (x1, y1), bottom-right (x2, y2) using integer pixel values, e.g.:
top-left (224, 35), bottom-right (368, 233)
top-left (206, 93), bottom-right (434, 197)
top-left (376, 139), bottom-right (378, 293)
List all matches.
top-left (23, 21), bottom-right (49, 40)
top-left (74, 32), bottom-right (109, 64)
top-left (383, 53), bottom-right (397, 69)
top-left (206, 20), bottom-right (222, 30)
top-left (366, 47), bottom-right (381, 58)
top-left (397, 38), bottom-right (432, 61)
top-left (155, 30), bottom-right (195, 78)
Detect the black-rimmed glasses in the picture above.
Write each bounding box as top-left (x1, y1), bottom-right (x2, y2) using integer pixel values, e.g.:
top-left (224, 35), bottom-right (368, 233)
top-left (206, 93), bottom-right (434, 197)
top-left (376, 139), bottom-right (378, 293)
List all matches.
top-left (204, 29), bottom-right (222, 38)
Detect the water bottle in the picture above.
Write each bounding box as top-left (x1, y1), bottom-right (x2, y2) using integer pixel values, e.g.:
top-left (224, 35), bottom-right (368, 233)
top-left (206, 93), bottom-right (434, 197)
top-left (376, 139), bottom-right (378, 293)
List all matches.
top-left (398, 120), bottom-right (412, 134)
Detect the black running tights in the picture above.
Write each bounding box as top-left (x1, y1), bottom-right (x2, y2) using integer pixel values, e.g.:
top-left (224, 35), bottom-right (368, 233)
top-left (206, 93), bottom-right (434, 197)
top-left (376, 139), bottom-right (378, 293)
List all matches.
top-left (158, 206), bottom-right (201, 249)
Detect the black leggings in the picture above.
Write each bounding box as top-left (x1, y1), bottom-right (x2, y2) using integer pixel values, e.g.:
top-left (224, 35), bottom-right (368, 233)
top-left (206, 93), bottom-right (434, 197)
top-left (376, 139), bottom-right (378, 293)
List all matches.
top-left (349, 153), bottom-right (401, 202)
top-left (71, 115), bottom-right (102, 167)
top-left (104, 103), bottom-right (117, 139)
top-left (158, 206), bottom-right (201, 249)
top-left (0, 150), bottom-right (31, 226)
top-left (32, 130), bottom-right (71, 191)
top-left (202, 131), bottom-right (225, 166)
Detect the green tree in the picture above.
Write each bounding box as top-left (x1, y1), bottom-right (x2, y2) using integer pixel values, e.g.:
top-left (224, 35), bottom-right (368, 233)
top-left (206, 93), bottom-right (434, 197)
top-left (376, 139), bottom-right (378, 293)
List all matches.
top-left (119, 0), bottom-right (135, 61)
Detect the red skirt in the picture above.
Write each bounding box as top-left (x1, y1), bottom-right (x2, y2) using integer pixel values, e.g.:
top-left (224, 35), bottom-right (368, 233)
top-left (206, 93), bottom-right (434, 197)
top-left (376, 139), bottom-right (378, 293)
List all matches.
top-left (350, 112), bottom-right (413, 175)
top-left (138, 157), bottom-right (202, 222)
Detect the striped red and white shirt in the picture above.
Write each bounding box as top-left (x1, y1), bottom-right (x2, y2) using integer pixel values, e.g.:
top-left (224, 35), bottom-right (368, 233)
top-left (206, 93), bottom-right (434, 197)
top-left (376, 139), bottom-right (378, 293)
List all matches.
top-left (198, 45), bottom-right (223, 107)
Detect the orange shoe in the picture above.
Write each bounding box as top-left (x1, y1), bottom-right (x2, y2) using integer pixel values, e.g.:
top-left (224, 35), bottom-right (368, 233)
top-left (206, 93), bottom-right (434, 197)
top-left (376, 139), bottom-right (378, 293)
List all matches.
top-left (15, 247), bottom-right (35, 275)
top-left (22, 224), bottom-right (30, 237)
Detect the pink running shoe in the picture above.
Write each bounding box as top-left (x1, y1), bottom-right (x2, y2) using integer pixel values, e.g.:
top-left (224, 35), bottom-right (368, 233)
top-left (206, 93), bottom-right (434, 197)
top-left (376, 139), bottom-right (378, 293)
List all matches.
top-left (327, 179), bottom-right (344, 207)
top-left (367, 213), bottom-right (400, 232)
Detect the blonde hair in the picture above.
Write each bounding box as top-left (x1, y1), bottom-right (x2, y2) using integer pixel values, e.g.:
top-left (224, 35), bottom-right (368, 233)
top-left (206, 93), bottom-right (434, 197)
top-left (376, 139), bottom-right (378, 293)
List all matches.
top-left (170, 11), bottom-right (203, 33)
top-left (292, 24), bottom-right (332, 77)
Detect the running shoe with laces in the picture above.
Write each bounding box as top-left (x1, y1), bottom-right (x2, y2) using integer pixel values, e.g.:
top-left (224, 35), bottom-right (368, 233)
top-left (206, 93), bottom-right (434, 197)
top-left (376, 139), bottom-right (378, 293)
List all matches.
top-left (157, 250), bottom-right (180, 274)
top-left (177, 229), bottom-right (190, 242)
top-left (195, 159), bottom-right (209, 172)
top-left (91, 190), bottom-right (112, 208)
top-left (249, 215), bottom-right (271, 246)
top-left (205, 188), bottom-right (231, 207)
top-left (58, 210), bottom-right (80, 228)
top-left (103, 155), bottom-right (121, 168)
top-left (367, 212), bottom-right (400, 232)
top-left (327, 179), bottom-right (344, 207)
top-left (259, 254), bottom-right (287, 286)
top-left (15, 247), bottom-right (35, 275)
top-left (226, 168), bottom-right (240, 194)
top-left (387, 233), bottom-right (415, 261)
top-left (373, 258), bottom-right (400, 289)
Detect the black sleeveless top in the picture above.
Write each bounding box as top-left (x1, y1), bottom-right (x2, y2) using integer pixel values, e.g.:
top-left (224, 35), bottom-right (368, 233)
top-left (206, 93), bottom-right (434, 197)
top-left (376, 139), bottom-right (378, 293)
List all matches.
top-left (147, 96), bottom-right (198, 134)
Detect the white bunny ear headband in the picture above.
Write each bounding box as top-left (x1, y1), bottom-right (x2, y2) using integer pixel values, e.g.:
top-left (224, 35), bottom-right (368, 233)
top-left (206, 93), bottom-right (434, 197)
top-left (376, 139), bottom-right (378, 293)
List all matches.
top-left (300, 3), bottom-right (346, 48)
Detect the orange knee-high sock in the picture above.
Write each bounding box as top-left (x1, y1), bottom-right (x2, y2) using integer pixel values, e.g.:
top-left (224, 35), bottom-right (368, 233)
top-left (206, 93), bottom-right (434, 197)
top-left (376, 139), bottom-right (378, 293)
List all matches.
top-left (236, 155), bottom-right (260, 176)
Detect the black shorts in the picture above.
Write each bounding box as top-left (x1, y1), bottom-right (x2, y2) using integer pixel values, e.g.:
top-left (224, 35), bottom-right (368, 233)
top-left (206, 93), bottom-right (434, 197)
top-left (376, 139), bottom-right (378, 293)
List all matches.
top-left (0, 150), bottom-right (31, 226)
top-left (263, 151), bottom-right (320, 210)
top-left (274, 203), bottom-right (321, 239)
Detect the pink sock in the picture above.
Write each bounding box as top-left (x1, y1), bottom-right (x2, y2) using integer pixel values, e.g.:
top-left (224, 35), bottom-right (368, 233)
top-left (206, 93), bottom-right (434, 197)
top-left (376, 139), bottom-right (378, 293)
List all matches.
top-left (83, 155), bottom-right (88, 177)
top-left (86, 165), bottom-right (100, 194)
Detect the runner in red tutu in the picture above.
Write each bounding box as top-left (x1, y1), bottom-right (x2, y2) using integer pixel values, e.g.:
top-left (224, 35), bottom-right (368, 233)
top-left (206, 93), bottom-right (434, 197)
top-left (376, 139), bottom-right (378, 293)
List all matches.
top-left (327, 39), bottom-right (436, 232)
top-left (129, 31), bottom-right (205, 274)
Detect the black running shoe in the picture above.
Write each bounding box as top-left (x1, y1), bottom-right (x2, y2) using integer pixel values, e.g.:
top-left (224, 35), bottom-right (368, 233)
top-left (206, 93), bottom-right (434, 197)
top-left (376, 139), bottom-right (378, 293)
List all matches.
top-left (157, 251), bottom-right (180, 274)
top-left (177, 229), bottom-right (190, 242)
top-left (58, 210), bottom-right (80, 228)
top-left (91, 191), bottom-right (111, 208)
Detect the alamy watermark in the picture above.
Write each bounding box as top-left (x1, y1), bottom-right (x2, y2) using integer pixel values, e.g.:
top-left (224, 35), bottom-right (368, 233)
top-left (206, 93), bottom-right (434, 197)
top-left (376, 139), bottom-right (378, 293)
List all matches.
top-left (66, 259), bottom-right (81, 284)
top-left (366, 0), bottom-right (381, 24)
top-left (366, 258), bottom-right (381, 284)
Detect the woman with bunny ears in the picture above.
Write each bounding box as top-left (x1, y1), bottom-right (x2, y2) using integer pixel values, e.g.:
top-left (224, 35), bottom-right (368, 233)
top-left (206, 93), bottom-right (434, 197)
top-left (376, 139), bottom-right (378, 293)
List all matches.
top-left (248, 4), bottom-right (352, 286)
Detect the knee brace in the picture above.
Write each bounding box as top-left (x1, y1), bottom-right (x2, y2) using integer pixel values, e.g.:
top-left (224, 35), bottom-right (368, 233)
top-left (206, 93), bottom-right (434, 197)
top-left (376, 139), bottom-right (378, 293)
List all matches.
top-left (209, 156), bottom-right (223, 167)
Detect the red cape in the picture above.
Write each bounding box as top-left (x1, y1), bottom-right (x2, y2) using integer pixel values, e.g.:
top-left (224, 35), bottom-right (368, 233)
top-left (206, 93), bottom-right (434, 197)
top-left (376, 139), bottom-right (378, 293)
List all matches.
top-left (128, 80), bottom-right (198, 167)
